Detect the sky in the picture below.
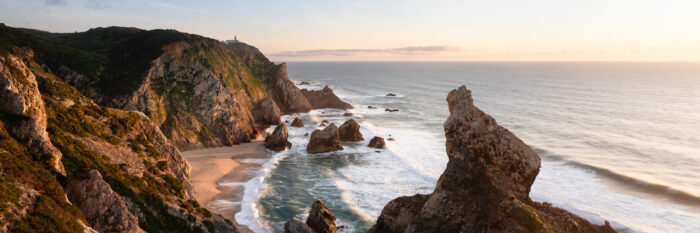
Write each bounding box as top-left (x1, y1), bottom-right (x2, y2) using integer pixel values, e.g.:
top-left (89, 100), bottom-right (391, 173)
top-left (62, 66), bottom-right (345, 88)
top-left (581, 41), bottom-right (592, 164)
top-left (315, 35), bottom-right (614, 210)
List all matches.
top-left (1, 0), bottom-right (699, 61)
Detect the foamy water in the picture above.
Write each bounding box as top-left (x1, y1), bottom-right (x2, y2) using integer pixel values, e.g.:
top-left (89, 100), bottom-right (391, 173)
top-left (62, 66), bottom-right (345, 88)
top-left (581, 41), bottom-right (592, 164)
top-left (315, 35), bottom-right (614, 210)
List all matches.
top-left (233, 62), bottom-right (700, 233)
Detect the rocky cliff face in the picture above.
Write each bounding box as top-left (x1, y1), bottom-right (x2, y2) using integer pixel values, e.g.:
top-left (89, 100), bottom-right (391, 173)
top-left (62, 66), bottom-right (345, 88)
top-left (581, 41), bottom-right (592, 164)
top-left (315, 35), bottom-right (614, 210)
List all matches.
top-left (0, 25), bottom-right (240, 232)
top-left (28, 27), bottom-right (311, 150)
top-left (369, 86), bottom-right (617, 233)
top-left (0, 53), bottom-right (65, 175)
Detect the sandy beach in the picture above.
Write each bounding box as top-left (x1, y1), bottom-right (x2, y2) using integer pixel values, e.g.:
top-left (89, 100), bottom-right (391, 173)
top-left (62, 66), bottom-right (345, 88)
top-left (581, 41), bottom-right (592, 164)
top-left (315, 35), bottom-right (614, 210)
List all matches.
top-left (181, 140), bottom-right (270, 221)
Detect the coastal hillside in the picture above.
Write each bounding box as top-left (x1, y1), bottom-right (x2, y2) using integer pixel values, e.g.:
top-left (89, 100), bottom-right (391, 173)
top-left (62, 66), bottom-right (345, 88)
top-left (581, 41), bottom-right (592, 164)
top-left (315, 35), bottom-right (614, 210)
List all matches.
top-left (18, 25), bottom-right (312, 150)
top-left (0, 24), bottom-right (239, 232)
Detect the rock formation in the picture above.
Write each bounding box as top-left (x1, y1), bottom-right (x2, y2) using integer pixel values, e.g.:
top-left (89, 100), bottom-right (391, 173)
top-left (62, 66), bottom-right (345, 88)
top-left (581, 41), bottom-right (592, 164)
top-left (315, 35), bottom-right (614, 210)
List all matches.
top-left (319, 120), bottom-right (329, 127)
top-left (264, 124), bottom-right (292, 151)
top-left (284, 218), bottom-right (315, 233)
top-left (291, 117), bottom-right (304, 127)
top-left (338, 119), bottom-right (363, 142)
top-left (307, 124), bottom-right (343, 154)
top-left (368, 136), bottom-right (386, 148)
top-left (0, 54), bottom-right (65, 175)
top-left (386, 93), bottom-right (396, 97)
top-left (300, 86), bottom-right (353, 110)
top-left (306, 200), bottom-right (338, 233)
top-left (369, 86), bottom-right (617, 233)
top-left (65, 170), bottom-right (145, 233)
top-left (253, 97), bottom-right (282, 125)
top-left (299, 81), bottom-right (311, 85)
top-left (343, 112), bottom-right (353, 116)
top-left (385, 108), bottom-right (399, 112)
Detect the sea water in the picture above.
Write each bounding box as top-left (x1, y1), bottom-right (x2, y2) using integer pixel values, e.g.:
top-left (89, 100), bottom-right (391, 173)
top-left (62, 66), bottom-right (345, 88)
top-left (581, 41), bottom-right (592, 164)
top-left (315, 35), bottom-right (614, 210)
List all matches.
top-left (235, 62), bottom-right (700, 233)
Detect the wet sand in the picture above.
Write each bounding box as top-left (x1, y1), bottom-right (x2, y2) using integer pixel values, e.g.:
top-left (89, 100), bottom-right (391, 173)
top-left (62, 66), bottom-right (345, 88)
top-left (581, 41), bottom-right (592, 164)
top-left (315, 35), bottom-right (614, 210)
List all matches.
top-left (181, 140), bottom-right (271, 225)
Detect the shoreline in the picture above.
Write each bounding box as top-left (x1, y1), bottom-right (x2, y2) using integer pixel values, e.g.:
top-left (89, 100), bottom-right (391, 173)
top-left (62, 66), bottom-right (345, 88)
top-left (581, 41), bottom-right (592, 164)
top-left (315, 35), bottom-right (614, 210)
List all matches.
top-left (181, 140), bottom-right (270, 232)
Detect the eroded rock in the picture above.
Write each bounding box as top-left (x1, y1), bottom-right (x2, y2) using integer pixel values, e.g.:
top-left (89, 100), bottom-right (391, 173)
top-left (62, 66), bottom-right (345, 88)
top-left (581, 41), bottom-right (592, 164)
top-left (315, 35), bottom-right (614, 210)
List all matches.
top-left (368, 136), bottom-right (385, 148)
top-left (338, 119), bottom-right (363, 142)
top-left (369, 86), bottom-right (617, 233)
top-left (284, 218), bottom-right (315, 233)
top-left (305, 200), bottom-right (337, 233)
top-left (300, 86), bottom-right (353, 110)
top-left (65, 170), bottom-right (145, 233)
top-left (291, 117), bottom-right (304, 127)
top-left (264, 124), bottom-right (292, 151)
top-left (307, 124), bottom-right (343, 154)
top-left (252, 97), bottom-right (281, 125)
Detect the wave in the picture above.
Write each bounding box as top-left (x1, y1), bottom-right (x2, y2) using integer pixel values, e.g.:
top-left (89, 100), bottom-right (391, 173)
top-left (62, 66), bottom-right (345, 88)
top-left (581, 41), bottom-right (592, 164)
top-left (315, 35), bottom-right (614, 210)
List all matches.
top-left (533, 146), bottom-right (700, 209)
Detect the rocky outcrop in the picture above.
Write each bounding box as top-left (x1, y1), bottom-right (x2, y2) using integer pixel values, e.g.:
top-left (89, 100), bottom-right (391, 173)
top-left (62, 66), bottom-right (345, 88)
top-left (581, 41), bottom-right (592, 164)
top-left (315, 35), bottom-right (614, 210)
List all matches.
top-left (283, 200), bottom-right (338, 233)
top-left (65, 169), bottom-right (146, 233)
top-left (338, 119), bottom-right (363, 142)
top-left (307, 124), bottom-right (343, 154)
top-left (0, 54), bottom-right (65, 175)
top-left (368, 136), bottom-right (385, 148)
top-left (306, 200), bottom-right (337, 233)
top-left (291, 117), bottom-right (304, 127)
top-left (369, 86), bottom-right (617, 233)
top-left (300, 86), bottom-right (353, 110)
top-left (386, 93), bottom-right (396, 97)
top-left (252, 97), bottom-right (281, 125)
top-left (284, 218), bottom-right (315, 233)
top-left (342, 112), bottom-right (352, 116)
top-left (264, 124), bottom-right (291, 151)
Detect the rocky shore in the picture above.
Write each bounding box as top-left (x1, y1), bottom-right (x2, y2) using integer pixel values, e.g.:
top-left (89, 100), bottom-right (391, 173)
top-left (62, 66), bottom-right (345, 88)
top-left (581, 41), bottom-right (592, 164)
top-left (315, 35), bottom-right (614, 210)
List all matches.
top-left (368, 86), bottom-right (617, 233)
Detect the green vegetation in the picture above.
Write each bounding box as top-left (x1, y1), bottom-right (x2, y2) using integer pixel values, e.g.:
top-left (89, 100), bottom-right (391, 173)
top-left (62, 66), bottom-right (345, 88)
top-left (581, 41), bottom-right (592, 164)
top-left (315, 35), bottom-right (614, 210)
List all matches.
top-left (0, 116), bottom-right (85, 233)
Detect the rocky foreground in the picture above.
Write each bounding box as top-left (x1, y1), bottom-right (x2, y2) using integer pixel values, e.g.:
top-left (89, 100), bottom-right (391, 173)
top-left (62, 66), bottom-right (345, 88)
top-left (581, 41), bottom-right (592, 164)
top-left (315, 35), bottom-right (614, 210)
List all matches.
top-left (368, 86), bottom-right (617, 233)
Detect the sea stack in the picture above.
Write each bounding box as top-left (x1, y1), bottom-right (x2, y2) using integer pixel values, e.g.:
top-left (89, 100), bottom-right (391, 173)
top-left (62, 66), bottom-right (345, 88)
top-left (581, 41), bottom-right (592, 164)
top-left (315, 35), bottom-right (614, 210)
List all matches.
top-left (307, 124), bottom-right (343, 154)
top-left (338, 119), bottom-right (363, 142)
top-left (369, 86), bottom-right (617, 233)
top-left (264, 124), bottom-right (292, 151)
top-left (284, 200), bottom-right (338, 233)
top-left (301, 85), bottom-right (353, 110)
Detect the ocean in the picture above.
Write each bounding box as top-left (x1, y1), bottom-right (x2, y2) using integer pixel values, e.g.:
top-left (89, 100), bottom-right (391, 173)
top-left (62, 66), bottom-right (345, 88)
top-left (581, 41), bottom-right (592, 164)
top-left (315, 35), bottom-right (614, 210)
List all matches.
top-left (233, 62), bottom-right (700, 233)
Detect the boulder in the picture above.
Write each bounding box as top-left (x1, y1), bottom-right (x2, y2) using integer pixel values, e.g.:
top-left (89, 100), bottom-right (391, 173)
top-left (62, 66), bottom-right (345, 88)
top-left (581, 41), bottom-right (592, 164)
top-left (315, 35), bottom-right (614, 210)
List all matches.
top-left (299, 81), bottom-right (311, 85)
top-left (65, 170), bottom-right (145, 233)
top-left (338, 119), bottom-right (363, 142)
top-left (300, 85), bottom-right (353, 110)
top-left (343, 112), bottom-right (353, 116)
top-left (306, 200), bottom-right (337, 233)
top-left (284, 218), bottom-right (315, 233)
top-left (264, 124), bottom-right (292, 151)
top-left (369, 86), bottom-right (617, 233)
top-left (252, 97), bottom-right (281, 125)
top-left (386, 93), bottom-right (396, 97)
top-left (307, 124), bottom-right (343, 154)
top-left (385, 108), bottom-right (399, 112)
top-left (368, 106), bottom-right (377, 109)
top-left (319, 120), bottom-right (329, 127)
top-left (291, 117), bottom-right (304, 127)
top-left (387, 137), bottom-right (395, 141)
top-left (368, 136), bottom-right (385, 148)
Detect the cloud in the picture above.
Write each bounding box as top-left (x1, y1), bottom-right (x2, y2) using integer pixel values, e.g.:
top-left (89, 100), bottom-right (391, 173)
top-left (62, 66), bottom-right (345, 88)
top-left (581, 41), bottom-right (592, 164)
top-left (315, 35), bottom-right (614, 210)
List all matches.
top-left (84, 0), bottom-right (115, 9)
top-left (272, 46), bottom-right (459, 57)
top-left (45, 0), bottom-right (68, 6)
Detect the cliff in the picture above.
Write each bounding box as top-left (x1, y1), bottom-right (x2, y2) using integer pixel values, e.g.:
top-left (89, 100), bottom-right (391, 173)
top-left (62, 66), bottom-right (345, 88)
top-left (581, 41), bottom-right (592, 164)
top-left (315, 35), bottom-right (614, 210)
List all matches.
top-left (369, 86), bottom-right (617, 233)
top-left (21, 26), bottom-right (312, 150)
top-left (0, 24), bottom-right (238, 233)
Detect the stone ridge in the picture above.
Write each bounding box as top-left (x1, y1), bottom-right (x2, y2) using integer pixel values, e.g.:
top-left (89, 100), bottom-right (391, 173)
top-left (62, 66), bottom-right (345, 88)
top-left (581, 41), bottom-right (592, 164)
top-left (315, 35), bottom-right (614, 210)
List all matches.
top-left (369, 86), bottom-right (617, 233)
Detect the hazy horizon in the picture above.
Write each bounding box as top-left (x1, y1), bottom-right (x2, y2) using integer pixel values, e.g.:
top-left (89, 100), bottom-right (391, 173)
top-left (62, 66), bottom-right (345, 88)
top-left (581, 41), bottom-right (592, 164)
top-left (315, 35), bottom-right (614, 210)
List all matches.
top-left (1, 0), bottom-right (699, 62)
